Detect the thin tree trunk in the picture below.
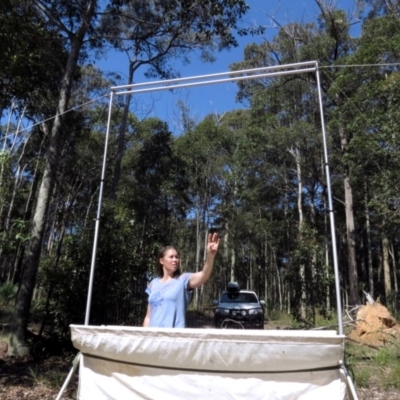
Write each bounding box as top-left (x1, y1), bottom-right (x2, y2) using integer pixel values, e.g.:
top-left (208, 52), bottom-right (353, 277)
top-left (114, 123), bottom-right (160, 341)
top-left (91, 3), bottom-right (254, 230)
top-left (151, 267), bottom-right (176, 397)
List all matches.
top-left (111, 62), bottom-right (134, 197)
top-left (223, 228), bottom-right (229, 284)
top-left (11, 166), bottom-right (42, 284)
top-left (230, 249), bottom-right (236, 283)
top-left (4, 121), bottom-right (30, 231)
top-left (39, 221), bottom-right (66, 338)
top-left (364, 179), bottom-right (374, 297)
top-left (197, 229), bottom-right (209, 311)
top-left (249, 248), bottom-right (253, 291)
top-left (290, 146), bottom-right (306, 318)
top-left (83, 187), bottom-right (99, 230)
top-left (377, 250), bottom-right (382, 297)
top-left (263, 238), bottom-right (268, 303)
top-left (389, 242), bottom-right (398, 296)
top-left (264, 266), bottom-right (268, 309)
top-left (339, 126), bottom-right (360, 306)
top-left (273, 249), bottom-right (282, 312)
top-left (382, 235), bottom-right (392, 302)
top-left (194, 205), bottom-right (201, 308)
top-left (8, 0), bottom-right (97, 357)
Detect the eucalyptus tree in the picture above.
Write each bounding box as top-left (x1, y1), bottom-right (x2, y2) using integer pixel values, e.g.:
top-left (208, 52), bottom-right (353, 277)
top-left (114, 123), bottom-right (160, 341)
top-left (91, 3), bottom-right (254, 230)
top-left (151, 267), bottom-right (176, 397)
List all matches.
top-left (76, 116), bottom-right (192, 326)
top-left (231, 68), bottom-right (334, 320)
top-left (174, 116), bottom-right (226, 308)
top-left (358, 0), bottom-right (400, 17)
top-left (215, 109), bottom-right (291, 310)
top-left (0, 0), bottom-right (67, 293)
top-left (307, 1), bottom-right (400, 308)
top-left (330, 10), bottom-right (400, 305)
top-left (32, 66), bottom-right (114, 335)
top-left (358, 0), bottom-right (400, 308)
top-left (230, 1), bottom-right (365, 314)
top-left (0, 0), bottom-right (66, 115)
top-left (124, 117), bottom-right (189, 246)
top-left (7, 0), bottom-right (101, 356)
top-left (99, 0), bottom-right (252, 197)
top-left (7, 0), bottom-right (253, 355)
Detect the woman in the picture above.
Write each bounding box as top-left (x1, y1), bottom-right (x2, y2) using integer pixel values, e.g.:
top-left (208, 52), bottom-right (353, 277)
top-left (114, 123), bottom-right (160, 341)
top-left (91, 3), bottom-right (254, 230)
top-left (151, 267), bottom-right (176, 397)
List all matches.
top-left (143, 232), bottom-right (220, 328)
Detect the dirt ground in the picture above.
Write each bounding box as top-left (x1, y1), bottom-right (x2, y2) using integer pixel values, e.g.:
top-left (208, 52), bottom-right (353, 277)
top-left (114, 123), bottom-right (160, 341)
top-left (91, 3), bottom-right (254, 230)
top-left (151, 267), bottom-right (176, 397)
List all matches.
top-left (0, 339), bottom-right (77, 400)
top-left (1, 309), bottom-right (400, 399)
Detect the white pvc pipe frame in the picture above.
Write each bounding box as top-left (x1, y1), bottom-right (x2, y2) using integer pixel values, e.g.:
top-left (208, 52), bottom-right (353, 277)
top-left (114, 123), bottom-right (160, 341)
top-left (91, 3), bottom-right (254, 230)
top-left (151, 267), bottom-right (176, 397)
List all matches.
top-left (84, 60), bottom-right (344, 336)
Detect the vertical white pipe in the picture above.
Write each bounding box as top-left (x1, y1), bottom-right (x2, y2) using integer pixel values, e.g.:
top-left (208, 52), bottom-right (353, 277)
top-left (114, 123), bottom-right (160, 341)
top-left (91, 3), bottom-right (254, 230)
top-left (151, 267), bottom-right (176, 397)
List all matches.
top-left (315, 64), bottom-right (344, 335)
top-left (84, 91), bottom-right (114, 325)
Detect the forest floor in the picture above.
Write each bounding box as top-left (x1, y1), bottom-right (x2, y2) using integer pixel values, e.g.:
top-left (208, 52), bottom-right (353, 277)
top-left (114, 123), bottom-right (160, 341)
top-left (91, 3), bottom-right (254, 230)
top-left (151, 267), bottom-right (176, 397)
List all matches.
top-left (1, 308), bottom-right (400, 399)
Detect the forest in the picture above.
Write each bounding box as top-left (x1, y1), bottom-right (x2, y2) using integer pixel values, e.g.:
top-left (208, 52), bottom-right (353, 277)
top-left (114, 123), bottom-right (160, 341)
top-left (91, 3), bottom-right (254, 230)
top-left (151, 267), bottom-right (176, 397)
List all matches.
top-left (1, 0), bottom-right (400, 359)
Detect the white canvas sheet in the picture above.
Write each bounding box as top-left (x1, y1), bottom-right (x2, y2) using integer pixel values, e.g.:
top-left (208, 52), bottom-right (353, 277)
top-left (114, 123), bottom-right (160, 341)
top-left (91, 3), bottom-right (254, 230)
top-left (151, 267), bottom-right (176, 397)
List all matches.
top-left (70, 325), bottom-right (347, 400)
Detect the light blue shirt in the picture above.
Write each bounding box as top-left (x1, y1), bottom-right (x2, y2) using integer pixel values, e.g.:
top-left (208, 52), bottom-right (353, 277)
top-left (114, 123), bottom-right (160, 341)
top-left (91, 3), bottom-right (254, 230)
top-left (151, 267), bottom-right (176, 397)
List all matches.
top-left (146, 273), bottom-right (193, 328)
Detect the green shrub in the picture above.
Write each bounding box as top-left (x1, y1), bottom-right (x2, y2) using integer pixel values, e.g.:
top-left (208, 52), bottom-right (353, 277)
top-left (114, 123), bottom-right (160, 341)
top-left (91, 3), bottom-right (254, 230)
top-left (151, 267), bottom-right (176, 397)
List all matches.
top-left (373, 348), bottom-right (391, 366)
top-left (0, 280), bottom-right (17, 305)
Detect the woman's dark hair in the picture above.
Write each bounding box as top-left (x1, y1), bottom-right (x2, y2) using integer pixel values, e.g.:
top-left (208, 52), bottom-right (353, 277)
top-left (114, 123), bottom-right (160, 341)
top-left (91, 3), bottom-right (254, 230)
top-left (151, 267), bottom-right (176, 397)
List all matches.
top-left (156, 246), bottom-right (181, 278)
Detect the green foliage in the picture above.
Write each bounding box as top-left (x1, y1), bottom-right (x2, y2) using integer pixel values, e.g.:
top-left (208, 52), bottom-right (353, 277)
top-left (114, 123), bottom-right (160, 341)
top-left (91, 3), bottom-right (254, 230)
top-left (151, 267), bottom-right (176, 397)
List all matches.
top-left (266, 309), bottom-right (294, 326)
top-left (346, 340), bottom-right (400, 390)
top-left (0, 0), bottom-right (67, 112)
top-left (315, 311), bottom-right (337, 327)
top-left (354, 367), bottom-right (372, 388)
top-left (373, 347), bottom-right (391, 366)
top-left (32, 254), bottom-right (89, 335)
top-left (100, 0), bottom-right (250, 81)
top-left (0, 280), bottom-right (17, 305)
top-left (385, 362), bottom-right (400, 389)
top-left (28, 363), bottom-right (65, 388)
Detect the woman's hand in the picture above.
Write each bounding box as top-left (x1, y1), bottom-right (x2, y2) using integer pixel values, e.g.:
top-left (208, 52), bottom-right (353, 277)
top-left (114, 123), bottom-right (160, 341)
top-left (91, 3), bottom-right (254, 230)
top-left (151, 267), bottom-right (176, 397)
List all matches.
top-left (206, 232), bottom-right (220, 257)
top-left (189, 232), bottom-right (220, 289)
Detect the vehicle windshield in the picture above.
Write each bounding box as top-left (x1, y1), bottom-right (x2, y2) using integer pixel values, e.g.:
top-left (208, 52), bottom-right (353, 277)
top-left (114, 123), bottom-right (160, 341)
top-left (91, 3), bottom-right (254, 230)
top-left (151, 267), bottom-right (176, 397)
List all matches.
top-left (220, 292), bottom-right (258, 303)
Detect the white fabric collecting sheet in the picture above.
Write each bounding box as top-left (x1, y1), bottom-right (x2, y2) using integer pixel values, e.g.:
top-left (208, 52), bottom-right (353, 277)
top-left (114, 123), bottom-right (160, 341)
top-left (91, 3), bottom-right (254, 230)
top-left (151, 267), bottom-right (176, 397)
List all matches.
top-left (70, 325), bottom-right (347, 400)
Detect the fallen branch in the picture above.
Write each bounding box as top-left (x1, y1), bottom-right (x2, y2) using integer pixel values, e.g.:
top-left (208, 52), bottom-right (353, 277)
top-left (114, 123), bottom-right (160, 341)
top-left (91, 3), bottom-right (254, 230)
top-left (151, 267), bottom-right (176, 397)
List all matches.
top-left (298, 317), bottom-right (314, 328)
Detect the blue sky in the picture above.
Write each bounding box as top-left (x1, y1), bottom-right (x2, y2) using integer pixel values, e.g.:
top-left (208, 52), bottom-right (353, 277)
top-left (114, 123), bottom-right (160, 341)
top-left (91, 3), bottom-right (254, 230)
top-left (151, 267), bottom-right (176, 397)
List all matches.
top-left (94, 0), bottom-right (359, 134)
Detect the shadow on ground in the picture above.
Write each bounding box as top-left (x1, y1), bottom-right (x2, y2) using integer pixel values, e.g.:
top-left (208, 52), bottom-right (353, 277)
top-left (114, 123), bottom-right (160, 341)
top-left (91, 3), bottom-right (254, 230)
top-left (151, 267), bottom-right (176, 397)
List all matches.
top-left (186, 310), bottom-right (215, 328)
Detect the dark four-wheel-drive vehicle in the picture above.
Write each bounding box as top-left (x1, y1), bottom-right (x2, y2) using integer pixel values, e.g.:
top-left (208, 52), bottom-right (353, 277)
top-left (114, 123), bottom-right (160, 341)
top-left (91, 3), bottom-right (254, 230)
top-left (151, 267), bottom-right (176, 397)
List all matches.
top-left (213, 282), bottom-right (265, 329)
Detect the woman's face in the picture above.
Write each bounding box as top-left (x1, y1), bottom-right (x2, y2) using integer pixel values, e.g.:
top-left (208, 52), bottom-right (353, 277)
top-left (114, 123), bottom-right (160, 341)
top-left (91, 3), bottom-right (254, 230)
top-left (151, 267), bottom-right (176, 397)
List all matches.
top-left (160, 248), bottom-right (179, 275)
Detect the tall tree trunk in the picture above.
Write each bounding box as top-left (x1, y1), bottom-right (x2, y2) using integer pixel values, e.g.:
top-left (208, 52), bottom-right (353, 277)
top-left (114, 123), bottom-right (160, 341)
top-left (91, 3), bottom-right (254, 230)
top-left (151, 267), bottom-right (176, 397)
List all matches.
top-left (382, 234), bottom-right (392, 302)
top-left (263, 240), bottom-right (269, 306)
top-left (340, 126), bottom-right (360, 306)
top-left (11, 156), bottom-right (42, 284)
top-left (364, 179), bottom-right (374, 297)
top-left (196, 228), bottom-right (208, 311)
top-left (223, 228), bottom-right (229, 283)
top-left (248, 248), bottom-right (253, 291)
top-left (194, 204), bottom-right (201, 308)
top-left (273, 249), bottom-right (282, 312)
top-left (8, 0), bottom-right (97, 357)
top-left (290, 146), bottom-right (306, 318)
top-left (111, 62), bottom-right (134, 197)
top-left (389, 242), bottom-right (398, 297)
top-left (230, 249), bottom-right (236, 283)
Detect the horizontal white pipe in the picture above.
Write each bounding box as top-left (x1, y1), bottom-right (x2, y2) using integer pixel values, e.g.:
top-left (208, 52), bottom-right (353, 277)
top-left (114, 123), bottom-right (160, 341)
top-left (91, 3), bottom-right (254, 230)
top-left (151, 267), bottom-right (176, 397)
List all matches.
top-left (110, 61), bottom-right (317, 92)
top-left (114, 66), bottom-right (316, 97)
